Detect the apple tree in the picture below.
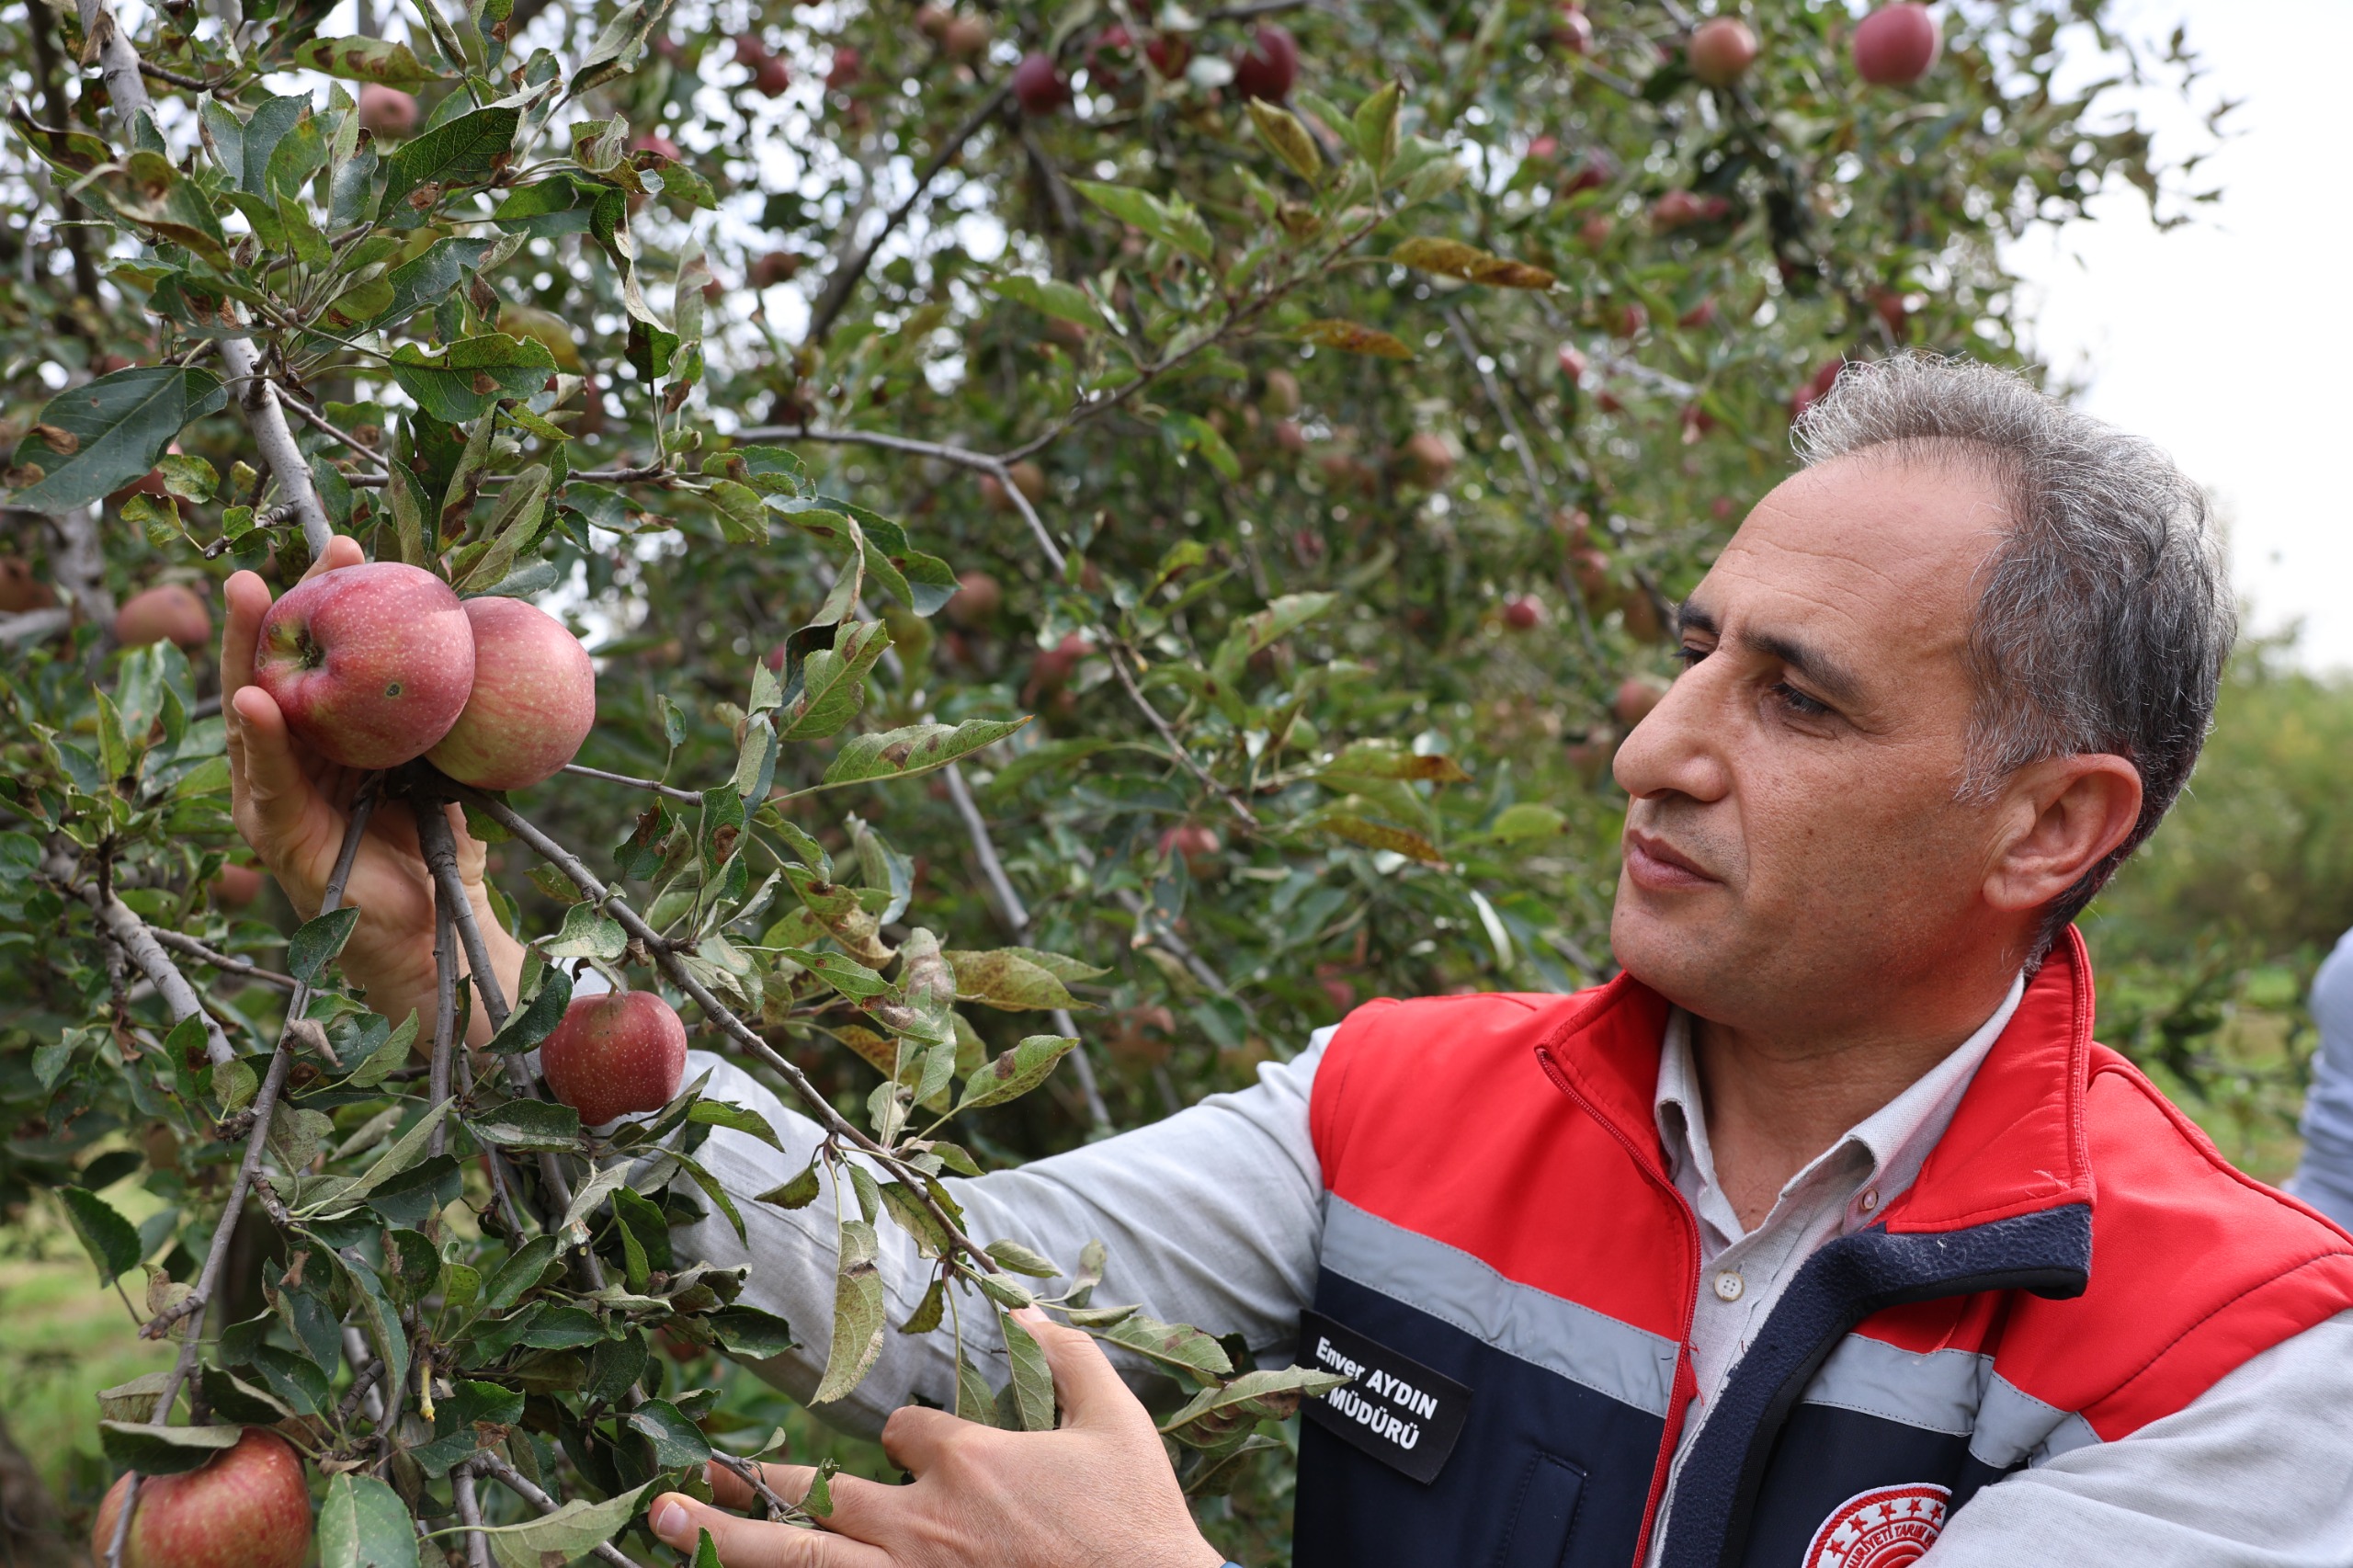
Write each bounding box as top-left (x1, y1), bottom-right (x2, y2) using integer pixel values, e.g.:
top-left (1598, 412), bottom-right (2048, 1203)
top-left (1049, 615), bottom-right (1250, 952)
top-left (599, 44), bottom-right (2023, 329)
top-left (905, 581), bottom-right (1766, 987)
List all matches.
top-left (0, 0), bottom-right (2208, 1561)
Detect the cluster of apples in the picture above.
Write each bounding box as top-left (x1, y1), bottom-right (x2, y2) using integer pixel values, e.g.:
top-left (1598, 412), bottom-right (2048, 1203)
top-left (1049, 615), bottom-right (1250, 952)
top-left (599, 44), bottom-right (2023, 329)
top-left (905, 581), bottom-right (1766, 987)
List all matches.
top-left (1687, 4), bottom-right (1941, 89)
top-left (252, 562), bottom-right (594, 787)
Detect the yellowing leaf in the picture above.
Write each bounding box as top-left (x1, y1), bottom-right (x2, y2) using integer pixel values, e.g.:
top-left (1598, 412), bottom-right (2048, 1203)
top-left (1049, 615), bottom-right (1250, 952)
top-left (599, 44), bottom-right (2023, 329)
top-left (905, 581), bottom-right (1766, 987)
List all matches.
top-left (1294, 319), bottom-right (1414, 359)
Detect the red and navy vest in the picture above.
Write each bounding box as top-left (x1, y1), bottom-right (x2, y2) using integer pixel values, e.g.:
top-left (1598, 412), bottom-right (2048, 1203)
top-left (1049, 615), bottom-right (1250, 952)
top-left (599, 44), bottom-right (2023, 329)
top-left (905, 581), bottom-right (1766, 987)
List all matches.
top-left (1293, 929), bottom-right (2353, 1568)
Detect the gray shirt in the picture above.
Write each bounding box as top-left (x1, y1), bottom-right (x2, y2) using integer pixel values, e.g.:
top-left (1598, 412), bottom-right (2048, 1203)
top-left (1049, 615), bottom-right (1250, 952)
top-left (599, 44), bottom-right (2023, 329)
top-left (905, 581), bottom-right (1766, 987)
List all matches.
top-left (669, 1022), bottom-right (2353, 1566)
top-left (2287, 927), bottom-right (2353, 1230)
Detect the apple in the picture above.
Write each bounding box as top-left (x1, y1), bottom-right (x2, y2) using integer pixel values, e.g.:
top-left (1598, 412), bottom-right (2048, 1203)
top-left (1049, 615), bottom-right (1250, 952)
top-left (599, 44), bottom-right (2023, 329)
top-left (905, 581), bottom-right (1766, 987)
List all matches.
top-left (1023, 631), bottom-right (1094, 703)
top-left (1144, 31), bottom-right (1191, 76)
top-left (1855, 4), bottom-right (1939, 85)
top-left (1272, 419), bottom-right (1307, 455)
top-left (942, 14), bottom-right (990, 59)
top-left (425, 597), bottom-right (596, 790)
top-left (826, 45), bottom-right (862, 90)
top-left (944, 570), bottom-right (1002, 628)
top-left (210, 860), bottom-right (265, 907)
top-left (1159, 823), bottom-right (1222, 869)
top-left (252, 562), bottom-right (475, 770)
top-left (1231, 23), bottom-right (1299, 102)
top-left (915, 6), bottom-right (950, 40)
top-left (540, 991), bottom-right (688, 1128)
top-left (1622, 589), bottom-right (1665, 643)
top-left (752, 251), bottom-right (802, 289)
top-left (1687, 17), bottom-right (1758, 86)
top-left (1678, 297), bottom-right (1719, 329)
top-left (0, 556), bottom-right (55, 613)
top-left (1556, 4), bottom-right (1594, 53)
top-left (1502, 595), bottom-right (1545, 631)
top-left (357, 84), bottom-right (417, 140)
top-left (1014, 52), bottom-right (1072, 115)
top-left (1562, 155), bottom-right (1612, 196)
top-left (1397, 431), bottom-right (1455, 487)
top-left (91, 1427), bottom-right (311, 1568)
top-left (1261, 367), bottom-right (1302, 417)
top-left (1612, 673), bottom-right (1671, 727)
top-left (752, 53), bottom-right (790, 95)
top-left (982, 460), bottom-right (1047, 507)
top-left (114, 583), bottom-right (212, 649)
top-left (1570, 547), bottom-right (1618, 608)
top-left (1578, 213), bottom-right (1613, 249)
top-left (631, 131), bottom-right (681, 163)
top-left (733, 33), bottom-right (767, 65)
top-left (1611, 301), bottom-right (1649, 338)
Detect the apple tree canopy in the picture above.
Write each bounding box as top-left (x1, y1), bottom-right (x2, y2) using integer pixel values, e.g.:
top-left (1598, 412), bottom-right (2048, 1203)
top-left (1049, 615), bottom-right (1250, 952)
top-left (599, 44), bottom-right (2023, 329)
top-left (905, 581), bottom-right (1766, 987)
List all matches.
top-left (0, 0), bottom-right (2218, 1557)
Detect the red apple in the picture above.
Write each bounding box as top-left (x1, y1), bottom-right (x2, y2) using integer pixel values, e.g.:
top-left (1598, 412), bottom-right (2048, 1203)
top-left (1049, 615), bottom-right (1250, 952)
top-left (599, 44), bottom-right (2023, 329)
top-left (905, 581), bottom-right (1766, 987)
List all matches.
top-left (1397, 431), bottom-right (1455, 487)
top-left (982, 460), bottom-right (1048, 510)
top-left (941, 14), bottom-right (990, 59)
top-left (1159, 823), bottom-right (1222, 869)
top-left (91, 1427), bottom-right (311, 1568)
top-left (752, 251), bottom-right (802, 289)
top-left (826, 45), bottom-right (862, 90)
top-left (426, 597), bottom-right (596, 790)
top-left (1014, 51), bottom-right (1072, 115)
top-left (1556, 5), bottom-right (1594, 54)
top-left (1613, 673), bottom-right (1671, 727)
top-left (0, 556), bottom-right (53, 612)
top-left (114, 583), bottom-right (212, 649)
top-left (752, 53), bottom-right (790, 95)
top-left (252, 562), bottom-right (475, 770)
top-left (733, 33), bottom-right (767, 65)
top-left (1502, 595), bottom-right (1545, 631)
top-left (540, 991), bottom-right (688, 1128)
top-left (1273, 419), bottom-right (1307, 454)
top-left (1687, 17), bottom-right (1757, 86)
top-left (1024, 631), bottom-right (1094, 703)
top-left (357, 84), bottom-right (417, 140)
top-left (1854, 4), bottom-right (1939, 85)
top-left (210, 861), bottom-right (265, 907)
top-left (1678, 297), bottom-right (1719, 329)
top-left (943, 570), bottom-right (1002, 628)
top-left (1232, 23), bottom-right (1298, 102)
top-left (915, 6), bottom-right (950, 40)
top-left (1144, 31), bottom-right (1191, 76)
top-left (1261, 367), bottom-right (1302, 417)
top-left (631, 131), bottom-right (681, 163)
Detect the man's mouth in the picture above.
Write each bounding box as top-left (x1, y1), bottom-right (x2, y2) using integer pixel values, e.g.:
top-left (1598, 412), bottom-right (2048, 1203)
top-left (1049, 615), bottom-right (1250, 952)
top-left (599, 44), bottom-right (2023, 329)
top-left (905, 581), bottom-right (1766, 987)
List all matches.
top-left (1622, 830), bottom-right (1719, 891)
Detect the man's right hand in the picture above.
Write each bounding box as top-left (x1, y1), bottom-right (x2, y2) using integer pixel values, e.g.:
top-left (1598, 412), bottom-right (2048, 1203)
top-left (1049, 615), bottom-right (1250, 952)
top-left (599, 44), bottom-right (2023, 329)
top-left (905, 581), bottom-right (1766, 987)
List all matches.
top-left (222, 536), bottom-right (520, 1040)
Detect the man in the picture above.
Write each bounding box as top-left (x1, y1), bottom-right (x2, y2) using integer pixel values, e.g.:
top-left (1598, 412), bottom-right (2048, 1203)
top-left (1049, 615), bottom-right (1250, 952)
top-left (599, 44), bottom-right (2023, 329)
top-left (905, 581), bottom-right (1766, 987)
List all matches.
top-left (227, 356), bottom-right (2353, 1568)
top-left (2289, 927), bottom-right (2353, 1229)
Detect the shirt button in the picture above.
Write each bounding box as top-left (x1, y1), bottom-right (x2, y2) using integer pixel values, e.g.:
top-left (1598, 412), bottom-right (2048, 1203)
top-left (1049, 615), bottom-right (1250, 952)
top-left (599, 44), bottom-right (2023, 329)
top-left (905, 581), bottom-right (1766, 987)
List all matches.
top-left (1859, 1187), bottom-right (1881, 1213)
top-left (1712, 1269), bottom-right (1745, 1302)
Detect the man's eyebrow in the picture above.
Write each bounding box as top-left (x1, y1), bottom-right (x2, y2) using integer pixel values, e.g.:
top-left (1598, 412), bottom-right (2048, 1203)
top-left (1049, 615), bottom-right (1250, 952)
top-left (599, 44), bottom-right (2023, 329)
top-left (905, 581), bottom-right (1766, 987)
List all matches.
top-left (1676, 601), bottom-right (1867, 710)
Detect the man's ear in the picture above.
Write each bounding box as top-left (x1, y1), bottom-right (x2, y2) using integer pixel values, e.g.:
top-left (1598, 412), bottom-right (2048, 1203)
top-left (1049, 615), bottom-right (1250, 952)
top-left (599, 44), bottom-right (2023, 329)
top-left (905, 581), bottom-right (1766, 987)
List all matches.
top-left (1982, 754), bottom-right (2144, 915)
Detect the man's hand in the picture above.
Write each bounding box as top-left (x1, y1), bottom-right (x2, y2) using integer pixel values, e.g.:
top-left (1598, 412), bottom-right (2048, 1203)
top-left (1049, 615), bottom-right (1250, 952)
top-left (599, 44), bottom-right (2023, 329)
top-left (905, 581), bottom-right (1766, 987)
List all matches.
top-left (222, 536), bottom-right (521, 1040)
top-left (648, 1309), bottom-right (1226, 1568)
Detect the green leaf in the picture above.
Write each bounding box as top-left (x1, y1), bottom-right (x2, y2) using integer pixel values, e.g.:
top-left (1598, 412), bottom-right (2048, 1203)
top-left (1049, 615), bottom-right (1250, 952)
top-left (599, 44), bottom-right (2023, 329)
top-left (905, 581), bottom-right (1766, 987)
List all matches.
top-left (347, 1009), bottom-right (420, 1087)
top-left (389, 335), bottom-right (559, 424)
top-left (709, 1304), bottom-right (796, 1358)
top-left (1159, 1365), bottom-right (1349, 1443)
top-left (317, 1473), bottom-right (422, 1568)
top-left (955, 1353), bottom-right (998, 1426)
top-left (777, 621), bottom-right (891, 741)
top-left (5, 368), bottom-right (227, 512)
top-left (984, 1239), bottom-right (1060, 1278)
top-left (989, 274), bottom-right (1103, 331)
top-left (1479, 802), bottom-right (1568, 842)
top-left (288, 905), bottom-right (363, 985)
top-left (1291, 318), bottom-right (1415, 358)
top-left (811, 1219), bottom-right (885, 1404)
top-left (943, 949), bottom-right (1086, 1012)
top-left (479, 1481), bottom-right (653, 1568)
top-left (546, 901), bottom-right (628, 961)
top-left (483, 1234), bottom-right (561, 1310)
top-left (754, 1160), bottom-right (823, 1210)
top-left (97, 1422), bottom-right (243, 1476)
top-left (999, 1311), bottom-right (1057, 1431)
top-left (293, 35), bottom-right (451, 85)
top-left (1246, 99), bottom-right (1323, 183)
top-left (685, 1099), bottom-right (784, 1150)
top-left (1095, 1313), bottom-right (1233, 1381)
top-left (953, 1035), bottom-right (1077, 1112)
top-left (380, 106), bottom-right (522, 223)
top-left (625, 1399), bottom-right (710, 1467)
top-left (375, 237), bottom-right (492, 330)
top-left (1353, 81), bottom-right (1404, 175)
top-left (821, 718), bottom-right (1029, 787)
top-left (57, 1187), bottom-right (141, 1287)
top-left (485, 965), bottom-right (572, 1057)
top-left (468, 1098), bottom-right (583, 1151)
top-left (1070, 179), bottom-right (1214, 264)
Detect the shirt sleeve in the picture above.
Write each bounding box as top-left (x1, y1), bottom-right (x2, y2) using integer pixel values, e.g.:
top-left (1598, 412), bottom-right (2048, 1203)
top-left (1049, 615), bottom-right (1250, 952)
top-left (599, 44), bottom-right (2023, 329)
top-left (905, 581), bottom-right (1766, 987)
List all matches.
top-left (666, 1029), bottom-right (1332, 1437)
top-left (1922, 1308), bottom-right (2353, 1567)
top-left (2286, 930), bottom-right (2353, 1230)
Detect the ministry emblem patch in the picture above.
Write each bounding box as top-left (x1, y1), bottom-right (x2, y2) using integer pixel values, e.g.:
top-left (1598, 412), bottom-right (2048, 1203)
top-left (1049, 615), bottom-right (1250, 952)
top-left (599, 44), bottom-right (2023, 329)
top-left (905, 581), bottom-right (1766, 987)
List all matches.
top-left (1803, 1482), bottom-right (1951, 1568)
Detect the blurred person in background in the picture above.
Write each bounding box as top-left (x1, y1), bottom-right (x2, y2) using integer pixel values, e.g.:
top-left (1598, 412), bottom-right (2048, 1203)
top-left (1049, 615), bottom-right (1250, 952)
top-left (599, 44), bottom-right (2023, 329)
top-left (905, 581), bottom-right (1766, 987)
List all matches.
top-left (2287, 931), bottom-right (2353, 1228)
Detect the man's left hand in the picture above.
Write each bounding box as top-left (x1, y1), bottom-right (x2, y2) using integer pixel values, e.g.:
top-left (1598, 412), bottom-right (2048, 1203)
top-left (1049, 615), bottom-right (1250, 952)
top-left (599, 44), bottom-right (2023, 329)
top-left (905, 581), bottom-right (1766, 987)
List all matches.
top-left (647, 1308), bottom-right (1226, 1568)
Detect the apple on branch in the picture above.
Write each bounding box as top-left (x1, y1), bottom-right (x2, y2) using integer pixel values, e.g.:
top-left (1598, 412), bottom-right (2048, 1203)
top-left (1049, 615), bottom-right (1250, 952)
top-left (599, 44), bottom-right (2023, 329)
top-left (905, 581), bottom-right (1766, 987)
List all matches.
top-left (92, 1427), bottom-right (312, 1568)
top-left (540, 991), bottom-right (689, 1128)
top-left (426, 597), bottom-right (597, 790)
top-left (252, 562), bottom-right (475, 770)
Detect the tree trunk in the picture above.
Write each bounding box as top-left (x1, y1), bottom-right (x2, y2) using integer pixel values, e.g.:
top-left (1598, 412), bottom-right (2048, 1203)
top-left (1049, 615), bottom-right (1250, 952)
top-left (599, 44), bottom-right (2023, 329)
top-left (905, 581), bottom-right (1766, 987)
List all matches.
top-left (0, 1413), bottom-right (74, 1568)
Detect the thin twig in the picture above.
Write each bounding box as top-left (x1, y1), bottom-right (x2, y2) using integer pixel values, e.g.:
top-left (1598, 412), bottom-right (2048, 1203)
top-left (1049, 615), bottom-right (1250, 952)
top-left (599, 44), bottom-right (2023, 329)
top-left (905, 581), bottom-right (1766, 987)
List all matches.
top-left (473, 1453), bottom-right (648, 1568)
top-left (561, 762), bottom-right (699, 804)
top-left (453, 1465), bottom-right (494, 1568)
top-left (147, 928), bottom-right (299, 992)
top-left (427, 891), bottom-right (459, 1159)
top-left (707, 1451), bottom-right (800, 1525)
top-left (942, 764), bottom-right (1109, 1131)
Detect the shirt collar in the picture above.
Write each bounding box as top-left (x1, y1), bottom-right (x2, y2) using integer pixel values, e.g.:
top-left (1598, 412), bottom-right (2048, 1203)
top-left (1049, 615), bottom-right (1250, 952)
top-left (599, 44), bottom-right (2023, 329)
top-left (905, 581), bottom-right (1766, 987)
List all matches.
top-left (1653, 971), bottom-right (2028, 1239)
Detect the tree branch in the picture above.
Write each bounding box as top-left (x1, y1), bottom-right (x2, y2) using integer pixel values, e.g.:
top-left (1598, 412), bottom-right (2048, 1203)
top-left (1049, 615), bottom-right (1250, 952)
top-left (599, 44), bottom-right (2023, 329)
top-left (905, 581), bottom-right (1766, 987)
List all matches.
top-left (561, 762), bottom-right (700, 804)
top-left (218, 338), bottom-right (335, 560)
top-left (472, 1454), bottom-right (647, 1568)
top-left (0, 607), bottom-right (74, 646)
top-left (452, 1465), bottom-right (494, 1568)
top-left (47, 506), bottom-right (116, 631)
top-left (427, 892), bottom-right (459, 1159)
top-left (146, 927), bottom-right (298, 992)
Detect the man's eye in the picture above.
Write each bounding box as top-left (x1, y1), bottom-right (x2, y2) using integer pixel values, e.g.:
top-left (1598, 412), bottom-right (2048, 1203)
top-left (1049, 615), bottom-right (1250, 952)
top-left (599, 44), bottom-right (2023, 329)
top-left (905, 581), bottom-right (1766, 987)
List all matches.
top-left (1674, 643), bottom-right (1709, 668)
top-left (1773, 682), bottom-right (1833, 718)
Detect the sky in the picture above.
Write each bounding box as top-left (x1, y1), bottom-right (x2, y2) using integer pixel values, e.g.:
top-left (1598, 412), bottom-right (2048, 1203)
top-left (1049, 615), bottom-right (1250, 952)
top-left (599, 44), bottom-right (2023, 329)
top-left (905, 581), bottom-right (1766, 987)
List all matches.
top-left (2005, 0), bottom-right (2353, 672)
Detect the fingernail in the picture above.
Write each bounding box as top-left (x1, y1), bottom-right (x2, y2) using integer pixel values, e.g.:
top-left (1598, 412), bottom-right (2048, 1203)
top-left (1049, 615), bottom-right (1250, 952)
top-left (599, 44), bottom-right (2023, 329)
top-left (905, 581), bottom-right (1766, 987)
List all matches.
top-left (1012, 1305), bottom-right (1046, 1324)
top-left (651, 1500), bottom-right (688, 1542)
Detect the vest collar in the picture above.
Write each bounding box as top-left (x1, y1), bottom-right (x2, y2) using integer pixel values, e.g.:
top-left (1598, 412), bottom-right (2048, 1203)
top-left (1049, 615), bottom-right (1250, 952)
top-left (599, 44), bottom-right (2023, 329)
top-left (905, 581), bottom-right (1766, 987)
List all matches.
top-left (1537, 927), bottom-right (2097, 1235)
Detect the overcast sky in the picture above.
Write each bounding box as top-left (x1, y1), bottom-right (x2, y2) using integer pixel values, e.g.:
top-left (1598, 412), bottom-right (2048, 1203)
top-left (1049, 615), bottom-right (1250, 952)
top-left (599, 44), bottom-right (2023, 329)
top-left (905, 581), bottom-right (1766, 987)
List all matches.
top-left (2006, 0), bottom-right (2353, 673)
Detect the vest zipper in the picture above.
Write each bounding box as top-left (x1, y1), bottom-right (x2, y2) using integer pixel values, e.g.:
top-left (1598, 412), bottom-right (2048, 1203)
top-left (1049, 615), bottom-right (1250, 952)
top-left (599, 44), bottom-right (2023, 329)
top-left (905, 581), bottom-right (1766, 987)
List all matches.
top-left (1537, 1045), bottom-right (1704, 1568)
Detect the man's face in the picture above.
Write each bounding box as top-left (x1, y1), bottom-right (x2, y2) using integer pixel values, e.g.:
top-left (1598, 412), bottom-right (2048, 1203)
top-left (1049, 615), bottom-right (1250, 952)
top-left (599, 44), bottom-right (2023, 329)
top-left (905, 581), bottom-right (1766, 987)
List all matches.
top-left (1608, 454), bottom-right (2016, 1032)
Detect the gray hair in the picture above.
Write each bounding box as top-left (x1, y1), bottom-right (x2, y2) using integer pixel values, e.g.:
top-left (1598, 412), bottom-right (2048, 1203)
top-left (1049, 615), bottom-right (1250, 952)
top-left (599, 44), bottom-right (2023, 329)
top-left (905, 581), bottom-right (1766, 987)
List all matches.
top-left (1791, 352), bottom-right (2234, 945)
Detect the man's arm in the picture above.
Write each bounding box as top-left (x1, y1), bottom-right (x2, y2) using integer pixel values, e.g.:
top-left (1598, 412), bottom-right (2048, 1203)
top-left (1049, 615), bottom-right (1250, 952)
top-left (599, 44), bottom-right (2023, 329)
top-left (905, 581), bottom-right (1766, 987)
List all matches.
top-left (2286, 931), bottom-right (2353, 1229)
top-left (671, 1028), bottom-right (1331, 1436)
top-left (1924, 1308), bottom-right (2353, 1566)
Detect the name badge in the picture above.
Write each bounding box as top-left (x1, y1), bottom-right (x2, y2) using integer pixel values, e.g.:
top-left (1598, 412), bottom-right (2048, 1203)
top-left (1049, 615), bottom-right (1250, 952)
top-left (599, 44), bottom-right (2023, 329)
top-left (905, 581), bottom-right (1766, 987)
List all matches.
top-left (1297, 1309), bottom-right (1473, 1485)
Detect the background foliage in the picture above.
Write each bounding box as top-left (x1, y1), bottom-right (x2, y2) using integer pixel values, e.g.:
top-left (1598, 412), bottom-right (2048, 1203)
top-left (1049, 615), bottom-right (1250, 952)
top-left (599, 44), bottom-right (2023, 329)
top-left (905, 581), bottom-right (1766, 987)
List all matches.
top-left (0, 0), bottom-right (2281, 1561)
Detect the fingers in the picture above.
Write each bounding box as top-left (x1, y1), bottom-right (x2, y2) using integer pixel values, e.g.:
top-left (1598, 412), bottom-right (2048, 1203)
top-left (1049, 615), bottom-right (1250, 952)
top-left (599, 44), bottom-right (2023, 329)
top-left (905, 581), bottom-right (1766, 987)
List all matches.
top-left (220, 570), bottom-right (272, 716)
top-left (1013, 1307), bottom-right (1139, 1430)
top-left (877, 1405), bottom-right (965, 1477)
top-left (304, 533), bottom-right (365, 581)
top-left (229, 685), bottom-right (334, 903)
top-left (647, 1493), bottom-right (890, 1568)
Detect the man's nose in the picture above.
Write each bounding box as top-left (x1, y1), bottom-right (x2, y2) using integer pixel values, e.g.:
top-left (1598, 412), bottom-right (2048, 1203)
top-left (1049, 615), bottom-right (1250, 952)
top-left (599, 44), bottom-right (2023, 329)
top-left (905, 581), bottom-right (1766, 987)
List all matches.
top-left (1611, 665), bottom-right (1732, 803)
